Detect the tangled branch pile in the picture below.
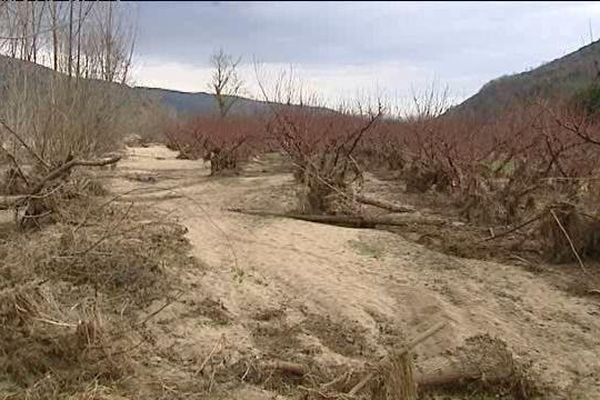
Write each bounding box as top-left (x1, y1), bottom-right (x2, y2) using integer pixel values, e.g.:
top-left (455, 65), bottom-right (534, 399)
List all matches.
top-left (355, 95), bottom-right (600, 263)
top-left (0, 200), bottom-right (192, 398)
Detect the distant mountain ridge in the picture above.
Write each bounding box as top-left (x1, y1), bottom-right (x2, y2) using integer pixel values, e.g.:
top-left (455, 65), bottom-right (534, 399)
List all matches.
top-left (134, 86), bottom-right (275, 116)
top-left (0, 54), bottom-right (290, 117)
top-left (451, 40), bottom-right (600, 118)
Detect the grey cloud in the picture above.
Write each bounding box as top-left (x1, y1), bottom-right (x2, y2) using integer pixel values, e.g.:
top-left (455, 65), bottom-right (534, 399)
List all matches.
top-left (134, 1), bottom-right (600, 96)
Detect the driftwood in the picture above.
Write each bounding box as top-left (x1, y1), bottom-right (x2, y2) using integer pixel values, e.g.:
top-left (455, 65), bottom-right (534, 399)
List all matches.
top-left (348, 321), bottom-right (448, 396)
top-left (114, 193), bottom-right (183, 203)
top-left (263, 360), bottom-right (308, 376)
top-left (480, 213), bottom-right (543, 242)
top-left (263, 356), bottom-right (515, 396)
top-left (28, 156), bottom-right (121, 196)
top-left (356, 194), bottom-right (415, 213)
top-left (227, 208), bottom-right (445, 229)
top-left (1, 156), bottom-right (121, 215)
top-left (259, 322), bottom-right (520, 397)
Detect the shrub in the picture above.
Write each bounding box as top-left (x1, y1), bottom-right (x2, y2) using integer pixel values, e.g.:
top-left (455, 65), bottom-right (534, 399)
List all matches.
top-left (165, 115), bottom-right (265, 175)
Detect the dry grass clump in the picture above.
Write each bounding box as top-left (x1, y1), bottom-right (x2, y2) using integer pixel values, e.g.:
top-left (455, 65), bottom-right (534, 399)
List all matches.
top-left (370, 353), bottom-right (417, 400)
top-left (0, 199), bottom-right (193, 398)
top-left (0, 280), bottom-right (137, 399)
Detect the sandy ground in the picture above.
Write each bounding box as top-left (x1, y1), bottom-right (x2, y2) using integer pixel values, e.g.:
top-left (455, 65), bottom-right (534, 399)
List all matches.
top-left (106, 145), bottom-right (600, 399)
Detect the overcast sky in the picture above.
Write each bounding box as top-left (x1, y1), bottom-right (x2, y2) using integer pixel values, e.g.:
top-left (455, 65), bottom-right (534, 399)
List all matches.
top-left (132, 1), bottom-right (600, 106)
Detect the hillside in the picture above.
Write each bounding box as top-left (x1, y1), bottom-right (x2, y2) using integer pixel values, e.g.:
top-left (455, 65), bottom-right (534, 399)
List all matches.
top-left (135, 86), bottom-right (275, 116)
top-left (451, 40), bottom-right (600, 118)
top-left (0, 55), bottom-right (275, 117)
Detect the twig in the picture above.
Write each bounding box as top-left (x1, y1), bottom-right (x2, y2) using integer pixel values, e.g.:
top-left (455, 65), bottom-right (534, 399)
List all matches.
top-left (0, 118), bottom-right (50, 170)
top-left (549, 209), bottom-right (592, 279)
top-left (321, 370), bottom-right (352, 390)
top-left (73, 201), bottom-right (135, 257)
top-left (240, 361), bottom-right (253, 382)
top-left (480, 214), bottom-right (543, 243)
top-left (195, 335), bottom-right (225, 376)
top-left (31, 317), bottom-right (78, 328)
top-left (263, 360), bottom-right (308, 376)
top-left (135, 291), bottom-right (183, 327)
top-left (0, 143), bottom-right (29, 184)
top-left (72, 185), bottom-right (180, 233)
top-left (509, 254), bottom-right (533, 265)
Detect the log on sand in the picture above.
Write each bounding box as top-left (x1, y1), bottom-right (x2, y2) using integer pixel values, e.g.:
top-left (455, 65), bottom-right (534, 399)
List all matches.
top-left (227, 208), bottom-right (445, 229)
top-left (263, 320), bottom-right (515, 396)
top-left (356, 194), bottom-right (416, 213)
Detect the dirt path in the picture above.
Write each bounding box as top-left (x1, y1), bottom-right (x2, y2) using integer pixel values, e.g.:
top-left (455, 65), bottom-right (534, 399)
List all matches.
top-left (108, 145), bottom-right (600, 399)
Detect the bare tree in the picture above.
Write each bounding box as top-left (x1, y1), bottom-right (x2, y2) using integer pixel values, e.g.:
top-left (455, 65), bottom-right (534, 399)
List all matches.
top-left (0, 2), bottom-right (135, 84)
top-left (0, 1), bottom-right (143, 166)
top-left (209, 48), bottom-right (244, 118)
top-left (51, 1), bottom-right (60, 70)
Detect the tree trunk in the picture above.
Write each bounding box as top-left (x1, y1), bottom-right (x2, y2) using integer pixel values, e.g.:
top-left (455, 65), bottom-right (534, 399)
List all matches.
top-left (52, 2), bottom-right (58, 71)
top-left (68, 0), bottom-right (73, 77)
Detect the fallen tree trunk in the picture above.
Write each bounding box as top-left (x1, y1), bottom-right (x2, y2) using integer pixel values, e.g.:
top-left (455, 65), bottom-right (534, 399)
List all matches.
top-left (1, 156), bottom-right (121, 211)
top-left (1, 155), bottom-right (122, 227)
top-left (114, 193), bottom-right (183, 203)
top-left (29, 155), bottom-right (121, 196)
top-left (227, 208), bottom-right (445, 229)
top-left (356, 194), bottom-right (415, 213)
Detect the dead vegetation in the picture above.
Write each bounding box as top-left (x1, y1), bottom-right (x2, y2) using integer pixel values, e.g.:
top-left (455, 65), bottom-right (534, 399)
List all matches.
top-left (218, 319), bottom-right (537, 400)
top-left (213, 72), bottom-right (599, 285)
top-left (0, 3), bottom-right (598, 397)
top-left (0, 5), bottom-right (193, 398)
top-left (254, 68), bottom-right (391, 215)
top-left (165, 115), bottom-right (264, 176)
top-left (0, 197), bottom-right (194, 399)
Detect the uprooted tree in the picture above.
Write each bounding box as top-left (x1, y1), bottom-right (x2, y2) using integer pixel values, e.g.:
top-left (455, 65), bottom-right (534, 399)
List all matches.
top-left (265, 103), bottom-right (384, 214)
top-left (253, 65), bottom-right (416, 216)
top-left (0, 130), bottom-right (120, 229)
